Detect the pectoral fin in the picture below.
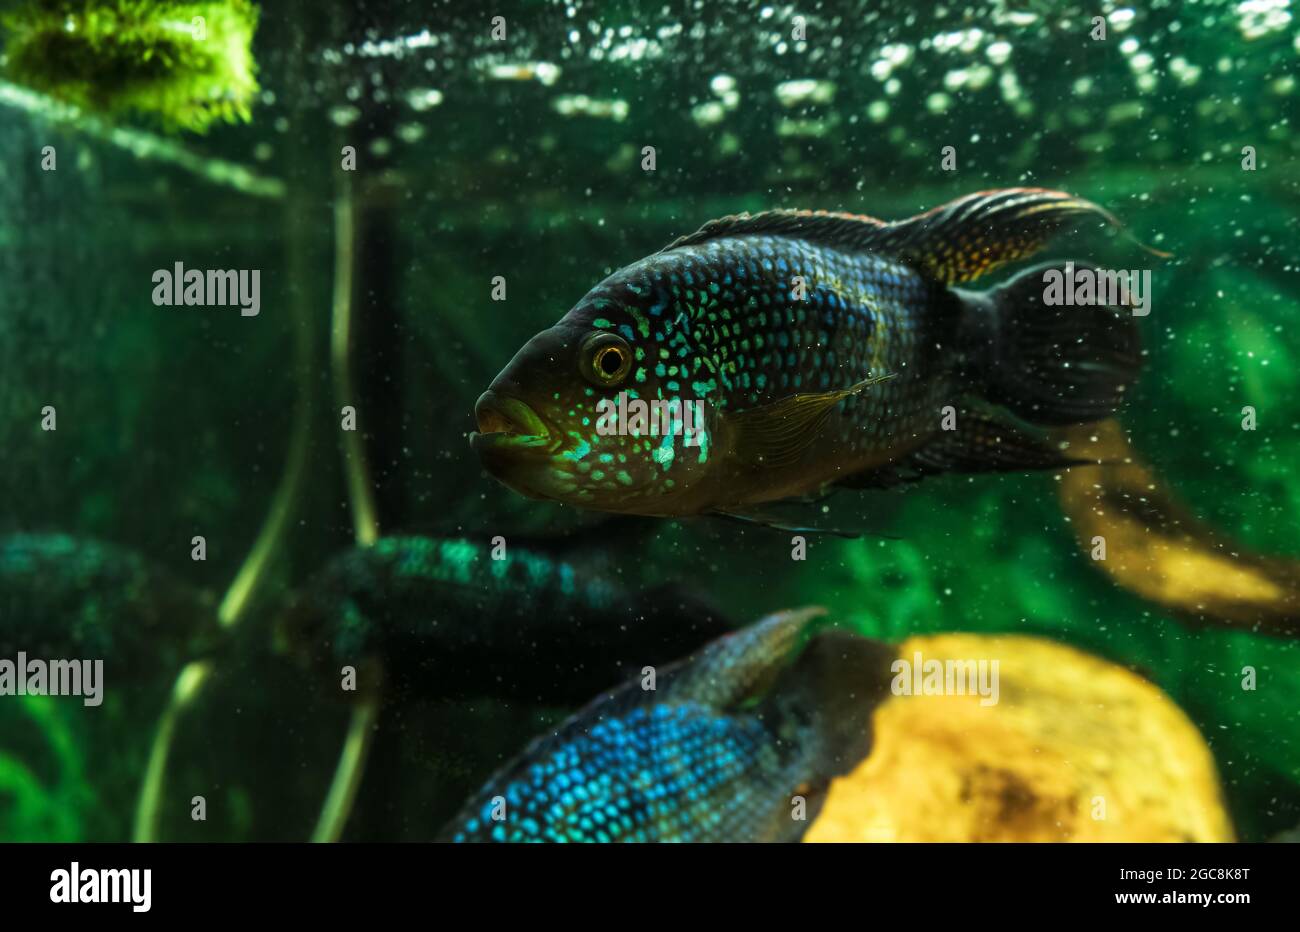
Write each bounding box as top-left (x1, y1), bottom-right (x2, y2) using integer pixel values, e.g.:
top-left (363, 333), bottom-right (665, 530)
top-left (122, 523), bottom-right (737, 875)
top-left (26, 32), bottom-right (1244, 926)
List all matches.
top-left (709, 508), bottom-right (864, 539)
top-left (726, 375), bottom-right (894, 469)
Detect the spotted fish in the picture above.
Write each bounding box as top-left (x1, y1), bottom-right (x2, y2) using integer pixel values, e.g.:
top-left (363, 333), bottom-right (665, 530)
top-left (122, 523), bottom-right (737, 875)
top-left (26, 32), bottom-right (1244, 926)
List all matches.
top-left (278, 536), bottom-right (734, 702)
top-left (0, 534), bottom-right (218, 677)
top-left (471, 189), bottom-right (1148, 527)
top-left (438, 607), bottom-right (895, 842)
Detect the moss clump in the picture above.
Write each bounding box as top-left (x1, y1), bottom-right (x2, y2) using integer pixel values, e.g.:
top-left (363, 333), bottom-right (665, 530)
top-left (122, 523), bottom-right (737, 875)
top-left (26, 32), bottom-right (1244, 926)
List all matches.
top-left (1, 0), bottom-right (260, 132)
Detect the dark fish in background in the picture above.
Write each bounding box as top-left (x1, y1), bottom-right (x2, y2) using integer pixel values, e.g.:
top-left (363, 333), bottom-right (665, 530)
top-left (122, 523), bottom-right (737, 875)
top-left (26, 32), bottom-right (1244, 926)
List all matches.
top-left (472, 188), bottom-right (1147, 528)
top-left (0, 534), bottom-right (218, 676)
top-left (438, 607), bottom-right (896, 843)
top-left (278, 535), bottom-right (735, 703)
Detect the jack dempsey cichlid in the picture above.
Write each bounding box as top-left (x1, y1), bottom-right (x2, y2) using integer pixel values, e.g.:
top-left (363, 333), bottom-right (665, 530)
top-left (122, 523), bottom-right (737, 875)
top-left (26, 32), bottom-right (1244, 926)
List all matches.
top-left (471, 188), bottom-right (1147, 527)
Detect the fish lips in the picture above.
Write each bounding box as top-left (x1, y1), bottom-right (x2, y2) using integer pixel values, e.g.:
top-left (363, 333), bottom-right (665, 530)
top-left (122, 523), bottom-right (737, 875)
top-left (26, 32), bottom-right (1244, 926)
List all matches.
top-left (469, 390), bottom-right (557, 462)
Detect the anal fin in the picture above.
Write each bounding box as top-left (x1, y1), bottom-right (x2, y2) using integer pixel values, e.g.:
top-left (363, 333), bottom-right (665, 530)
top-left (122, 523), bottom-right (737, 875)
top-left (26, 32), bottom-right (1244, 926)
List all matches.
top-left (840, 403), bottom-right (1088, 490)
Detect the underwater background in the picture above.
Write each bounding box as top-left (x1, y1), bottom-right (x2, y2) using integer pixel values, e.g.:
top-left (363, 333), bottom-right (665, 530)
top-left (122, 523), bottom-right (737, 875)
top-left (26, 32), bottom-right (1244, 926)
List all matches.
top-left (0, 0), bottom-right (1297, 842)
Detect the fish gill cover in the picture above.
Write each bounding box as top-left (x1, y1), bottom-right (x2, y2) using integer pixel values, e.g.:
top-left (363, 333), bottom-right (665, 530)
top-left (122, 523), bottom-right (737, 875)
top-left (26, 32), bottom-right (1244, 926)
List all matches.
top-left (0, 0), bottom-right (1295, 850)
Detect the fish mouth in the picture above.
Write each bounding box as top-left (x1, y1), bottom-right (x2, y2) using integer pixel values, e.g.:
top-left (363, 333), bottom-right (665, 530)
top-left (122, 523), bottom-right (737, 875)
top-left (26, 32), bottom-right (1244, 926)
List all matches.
top-left (469, 391), bottom-right (554, 455)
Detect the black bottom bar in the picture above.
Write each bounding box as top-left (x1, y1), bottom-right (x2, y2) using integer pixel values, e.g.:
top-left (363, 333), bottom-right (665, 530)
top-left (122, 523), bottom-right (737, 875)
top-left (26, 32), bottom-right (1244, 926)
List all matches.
top-left (0, 842), bottom-right (1283, 917)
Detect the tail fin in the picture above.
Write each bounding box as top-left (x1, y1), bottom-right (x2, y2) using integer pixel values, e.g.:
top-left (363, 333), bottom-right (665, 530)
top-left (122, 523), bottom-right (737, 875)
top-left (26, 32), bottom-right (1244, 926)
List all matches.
top-left (976, 261), bottom-right (1143, 426)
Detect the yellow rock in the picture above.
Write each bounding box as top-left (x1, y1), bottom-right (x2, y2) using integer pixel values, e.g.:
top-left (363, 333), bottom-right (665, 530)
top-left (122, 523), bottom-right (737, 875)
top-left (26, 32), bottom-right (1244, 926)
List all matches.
top-left (805, 633), bottom-right (1234, 842)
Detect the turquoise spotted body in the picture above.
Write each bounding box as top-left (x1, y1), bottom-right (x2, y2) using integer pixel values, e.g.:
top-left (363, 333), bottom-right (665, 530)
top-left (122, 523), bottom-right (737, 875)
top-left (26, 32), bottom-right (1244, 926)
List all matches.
top-left (444, 701), bottom-right (782, 843)
top-left (592, 233), bottom-right (950, 443)
top-left (438, 608), bottom-right (893, 843)
top-left (474, 230), bottom-right (956, 514)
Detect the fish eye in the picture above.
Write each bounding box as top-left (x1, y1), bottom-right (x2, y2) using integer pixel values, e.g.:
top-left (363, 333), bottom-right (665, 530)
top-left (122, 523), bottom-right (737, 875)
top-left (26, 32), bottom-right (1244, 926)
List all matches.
top-left (580, 332), bottom-right (633, 387)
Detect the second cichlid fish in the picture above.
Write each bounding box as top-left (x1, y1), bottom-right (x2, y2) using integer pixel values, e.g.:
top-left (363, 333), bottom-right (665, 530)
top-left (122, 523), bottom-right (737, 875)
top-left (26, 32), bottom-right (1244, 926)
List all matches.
top-left (471, 188), bottom-right (1147, 526)
top-left (0, 534), bottom-right (218, 676)
top-left (438, 607), bottom-right (895, 842)
top-left (278, 536), bottom-right (734, 702)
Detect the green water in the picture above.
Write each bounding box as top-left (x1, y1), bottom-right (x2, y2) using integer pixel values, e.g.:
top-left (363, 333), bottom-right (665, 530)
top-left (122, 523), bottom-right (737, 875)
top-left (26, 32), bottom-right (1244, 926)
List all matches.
top-left (0, 0), bottom-right (1297, 841)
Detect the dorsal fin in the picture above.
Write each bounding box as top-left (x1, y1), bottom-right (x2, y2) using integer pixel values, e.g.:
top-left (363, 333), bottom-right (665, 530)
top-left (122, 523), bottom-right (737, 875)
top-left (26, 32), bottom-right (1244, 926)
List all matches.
top-left (662, 188), bottom-right (1167, 286)
top-left (668, 606), bottom-right (828, 709)
top-left (660, 209), bottom-right (889, 254)
top-left (541, 606), bottom-right (827, 730)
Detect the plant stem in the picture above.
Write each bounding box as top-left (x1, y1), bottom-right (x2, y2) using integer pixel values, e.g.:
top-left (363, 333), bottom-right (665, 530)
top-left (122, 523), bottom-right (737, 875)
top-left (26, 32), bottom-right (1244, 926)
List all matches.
top-left (132, 195), bottom-right (316, 842)
top-left (310, 691), bottom-right (381, 843)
